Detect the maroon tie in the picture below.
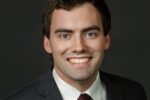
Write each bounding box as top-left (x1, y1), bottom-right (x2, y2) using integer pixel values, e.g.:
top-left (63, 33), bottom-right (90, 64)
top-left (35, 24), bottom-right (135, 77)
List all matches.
top-left (77, 93), bottom-right (93, 100)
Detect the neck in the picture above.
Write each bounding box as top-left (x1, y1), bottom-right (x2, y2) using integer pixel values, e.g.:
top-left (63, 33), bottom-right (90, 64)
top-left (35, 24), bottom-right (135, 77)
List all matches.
top-left (74, 74), bottom-right (97, 92)
top-left (55, 67), bottom-right (98, 92)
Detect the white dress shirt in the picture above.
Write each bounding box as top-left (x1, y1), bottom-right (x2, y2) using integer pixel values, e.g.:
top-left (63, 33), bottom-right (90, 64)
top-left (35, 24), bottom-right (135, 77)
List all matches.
top-left (53, 68), bottom-right (106, 100)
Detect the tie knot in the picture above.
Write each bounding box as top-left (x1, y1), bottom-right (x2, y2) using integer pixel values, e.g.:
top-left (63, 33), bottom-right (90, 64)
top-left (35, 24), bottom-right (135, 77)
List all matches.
top-left (77, 93), bottom-right (93, 100)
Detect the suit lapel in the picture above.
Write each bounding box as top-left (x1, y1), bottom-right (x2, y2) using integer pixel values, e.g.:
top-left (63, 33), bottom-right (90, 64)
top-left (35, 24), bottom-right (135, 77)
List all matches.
top-left (37, 66), bottom-right (124, 100)
top-left (101, 71), bottom-right (123, 100)
top-left (38, 70), bottom-right (63, 100)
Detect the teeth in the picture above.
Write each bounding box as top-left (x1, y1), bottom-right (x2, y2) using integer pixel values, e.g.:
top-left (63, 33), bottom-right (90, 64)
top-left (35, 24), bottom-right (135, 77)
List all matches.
top-left (68, 58), bottom-right (89, 64)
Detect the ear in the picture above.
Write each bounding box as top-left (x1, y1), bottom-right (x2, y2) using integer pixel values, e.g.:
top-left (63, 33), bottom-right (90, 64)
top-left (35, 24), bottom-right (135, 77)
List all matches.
top-left (43, 36), bottom-right (52, 53)
top-left (104, 34), bottom-right (111, 50)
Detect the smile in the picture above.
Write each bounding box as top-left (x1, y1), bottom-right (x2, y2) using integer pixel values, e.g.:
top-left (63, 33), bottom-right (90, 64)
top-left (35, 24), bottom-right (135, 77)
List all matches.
top-left (68, 57), bottom-right (91, 64)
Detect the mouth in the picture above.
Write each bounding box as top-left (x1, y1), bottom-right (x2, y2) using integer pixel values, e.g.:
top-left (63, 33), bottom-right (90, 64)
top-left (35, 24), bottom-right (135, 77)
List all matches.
top-left (67, 57), bottom-right (92, 64)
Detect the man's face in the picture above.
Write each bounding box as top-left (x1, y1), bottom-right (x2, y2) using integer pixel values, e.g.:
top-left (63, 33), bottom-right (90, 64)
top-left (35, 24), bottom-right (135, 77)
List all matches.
top-left (44, 3), bottom-right (110, 84)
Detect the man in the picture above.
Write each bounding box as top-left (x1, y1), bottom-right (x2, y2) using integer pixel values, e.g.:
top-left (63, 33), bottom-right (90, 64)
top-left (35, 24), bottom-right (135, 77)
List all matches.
top-left (4, 0), bottom-right (147, 100)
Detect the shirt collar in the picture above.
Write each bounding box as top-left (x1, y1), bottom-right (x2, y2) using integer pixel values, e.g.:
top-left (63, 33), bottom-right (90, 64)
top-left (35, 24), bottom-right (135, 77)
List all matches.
top-left (52, 68), bottom-right (105, 100)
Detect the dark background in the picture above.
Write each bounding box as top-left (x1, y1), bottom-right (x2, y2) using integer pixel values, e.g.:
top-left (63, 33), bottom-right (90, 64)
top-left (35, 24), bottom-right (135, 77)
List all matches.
top-left (0, 0), bottom-right (149, 99)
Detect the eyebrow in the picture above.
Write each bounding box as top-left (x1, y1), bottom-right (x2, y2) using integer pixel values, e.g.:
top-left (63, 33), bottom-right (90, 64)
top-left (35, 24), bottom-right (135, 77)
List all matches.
top-left (54, 25), bottom-right (101, 34)
top-left (54, 29), bottom-right (73, 34)
top-left (81, 25), bottom-right (101, 33)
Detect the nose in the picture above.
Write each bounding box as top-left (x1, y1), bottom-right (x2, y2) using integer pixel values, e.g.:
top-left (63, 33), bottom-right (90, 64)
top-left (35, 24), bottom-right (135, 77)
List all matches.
top-left (72, 36), bottom-right (87, 53)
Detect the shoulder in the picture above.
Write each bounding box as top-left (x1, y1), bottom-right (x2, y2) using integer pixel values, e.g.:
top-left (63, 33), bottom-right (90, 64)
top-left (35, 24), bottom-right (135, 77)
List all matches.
top-left (101, 71), bottom-right (143, 87)
top-left (2, 70), bottom-right (62, 100)
top-left (2, 71), bottom-right (52, 100)
top-left (2, 79), bottom-right (40, 100)
top-left (101, 71), bottom-right (147, 100)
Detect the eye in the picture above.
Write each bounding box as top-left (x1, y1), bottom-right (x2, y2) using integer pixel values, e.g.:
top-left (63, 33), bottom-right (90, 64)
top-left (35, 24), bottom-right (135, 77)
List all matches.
top-left (58, 32), bottom-right (70, 40)
top-left (85, 31), bottom-right (98, 39)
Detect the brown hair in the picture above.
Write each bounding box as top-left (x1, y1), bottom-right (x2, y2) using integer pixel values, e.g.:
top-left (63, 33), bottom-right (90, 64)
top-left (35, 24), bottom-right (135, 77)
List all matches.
top-left (42, 0), bottom-right (111, 38)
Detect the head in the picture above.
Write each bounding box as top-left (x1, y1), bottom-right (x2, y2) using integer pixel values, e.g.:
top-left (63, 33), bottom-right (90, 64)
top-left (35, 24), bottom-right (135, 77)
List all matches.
top-left (42, 0), bottom-right (111, 90)
top-left (42, 0), bottom-right (111, 38)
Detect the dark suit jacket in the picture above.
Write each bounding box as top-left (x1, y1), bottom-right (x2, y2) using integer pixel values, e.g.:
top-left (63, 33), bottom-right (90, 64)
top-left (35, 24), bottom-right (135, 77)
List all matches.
top-left (3, 69), bottom-right (147, 100)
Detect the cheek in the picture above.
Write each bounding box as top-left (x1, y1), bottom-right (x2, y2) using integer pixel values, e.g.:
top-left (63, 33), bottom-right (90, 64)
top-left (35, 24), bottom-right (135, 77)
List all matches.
top-left (86, 39), bottom-right (105, 51)
top-left (50, 39), bottom-right (69, 54)
top-left (51, 44), bottom-right (64, 53)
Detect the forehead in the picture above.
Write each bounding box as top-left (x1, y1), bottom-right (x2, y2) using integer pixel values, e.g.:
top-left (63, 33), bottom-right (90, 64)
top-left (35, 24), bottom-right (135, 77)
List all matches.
top-left (50, 3), bottom-right (102, 31)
